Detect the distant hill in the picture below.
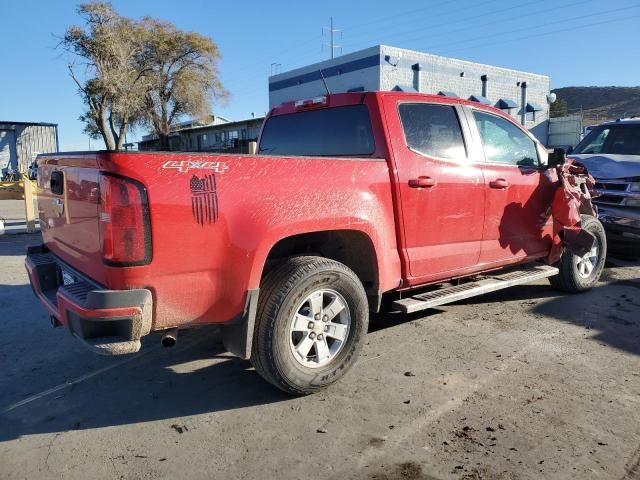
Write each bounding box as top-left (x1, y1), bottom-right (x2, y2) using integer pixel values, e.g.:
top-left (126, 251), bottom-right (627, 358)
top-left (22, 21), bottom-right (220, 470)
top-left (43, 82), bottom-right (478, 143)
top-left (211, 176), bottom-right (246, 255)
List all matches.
top-left (551, 86), bottom-right (640, 126)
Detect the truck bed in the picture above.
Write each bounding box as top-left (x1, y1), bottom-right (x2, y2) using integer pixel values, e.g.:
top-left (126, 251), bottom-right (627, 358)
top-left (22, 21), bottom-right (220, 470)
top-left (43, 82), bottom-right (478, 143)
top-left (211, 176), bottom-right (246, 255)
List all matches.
top-left (35, 150), bottom-right (399, 331)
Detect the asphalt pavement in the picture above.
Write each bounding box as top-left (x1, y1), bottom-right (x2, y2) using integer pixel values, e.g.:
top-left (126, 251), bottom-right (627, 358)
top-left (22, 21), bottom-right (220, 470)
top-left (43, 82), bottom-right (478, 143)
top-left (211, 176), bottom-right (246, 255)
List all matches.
top-left (1, 232), bottom-right (639, 480)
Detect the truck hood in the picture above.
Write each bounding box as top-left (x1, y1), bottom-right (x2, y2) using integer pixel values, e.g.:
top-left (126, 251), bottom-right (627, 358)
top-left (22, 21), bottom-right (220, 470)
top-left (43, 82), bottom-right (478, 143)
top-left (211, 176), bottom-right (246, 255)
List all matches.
top-left (570, 154), bottom-right (640, 179)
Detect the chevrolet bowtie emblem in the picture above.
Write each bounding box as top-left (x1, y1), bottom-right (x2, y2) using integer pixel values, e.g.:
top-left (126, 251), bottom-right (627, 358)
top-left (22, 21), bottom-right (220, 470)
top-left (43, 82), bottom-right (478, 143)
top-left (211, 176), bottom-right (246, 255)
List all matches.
top-left (53, 198), bottom-right (64, 217)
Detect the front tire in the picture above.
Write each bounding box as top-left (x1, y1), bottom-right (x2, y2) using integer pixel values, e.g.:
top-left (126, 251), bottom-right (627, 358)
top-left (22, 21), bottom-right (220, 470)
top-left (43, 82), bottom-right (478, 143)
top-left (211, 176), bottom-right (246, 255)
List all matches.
top-left (251, 256), bottom-right (369, 395)
top-left (549, 215), bottom-right (607, 292)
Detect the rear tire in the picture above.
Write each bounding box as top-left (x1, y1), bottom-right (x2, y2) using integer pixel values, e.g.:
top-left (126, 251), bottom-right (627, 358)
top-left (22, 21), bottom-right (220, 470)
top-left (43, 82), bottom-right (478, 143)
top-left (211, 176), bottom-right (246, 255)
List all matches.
top-left (549, 215), bottom-right (607, 292)
top-left (251, 256), bottom-right (369, 395)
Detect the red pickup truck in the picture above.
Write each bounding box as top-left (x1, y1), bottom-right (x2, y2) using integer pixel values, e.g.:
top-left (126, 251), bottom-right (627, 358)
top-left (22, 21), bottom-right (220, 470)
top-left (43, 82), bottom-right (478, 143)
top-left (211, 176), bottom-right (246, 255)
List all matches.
top-left (26, 92), bottom-right (605, 395)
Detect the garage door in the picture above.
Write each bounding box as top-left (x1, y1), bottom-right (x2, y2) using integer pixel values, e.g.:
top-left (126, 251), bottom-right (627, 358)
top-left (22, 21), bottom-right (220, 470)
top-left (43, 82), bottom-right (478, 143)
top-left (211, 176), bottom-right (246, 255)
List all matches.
top-left (0, 129), bottom-right (17, 173)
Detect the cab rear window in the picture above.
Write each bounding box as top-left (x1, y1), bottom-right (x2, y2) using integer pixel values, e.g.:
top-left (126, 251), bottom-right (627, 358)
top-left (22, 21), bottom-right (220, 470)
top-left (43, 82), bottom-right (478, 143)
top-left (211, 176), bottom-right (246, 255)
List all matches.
top-left (258, 105), bottom-right (375, 157)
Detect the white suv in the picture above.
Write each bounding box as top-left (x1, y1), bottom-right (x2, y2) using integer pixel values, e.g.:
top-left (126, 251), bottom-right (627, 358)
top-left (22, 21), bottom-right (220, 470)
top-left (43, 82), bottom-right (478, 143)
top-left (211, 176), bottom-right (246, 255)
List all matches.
top-left (570, 118), bottom-right (640, 242)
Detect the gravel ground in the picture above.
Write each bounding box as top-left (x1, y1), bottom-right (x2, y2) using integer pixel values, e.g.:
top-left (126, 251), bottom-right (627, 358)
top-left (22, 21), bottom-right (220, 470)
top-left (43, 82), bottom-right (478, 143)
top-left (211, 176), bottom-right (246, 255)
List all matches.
top-left (1, 233), bottom-right (639, 480)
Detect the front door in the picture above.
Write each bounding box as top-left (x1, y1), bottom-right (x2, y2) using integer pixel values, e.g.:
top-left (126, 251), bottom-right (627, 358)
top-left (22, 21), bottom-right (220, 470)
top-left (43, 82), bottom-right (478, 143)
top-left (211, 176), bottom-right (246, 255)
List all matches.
top-left (384, 98), bottom-right (485, 284)
top-left (470, 109), bottom-right (556, 265)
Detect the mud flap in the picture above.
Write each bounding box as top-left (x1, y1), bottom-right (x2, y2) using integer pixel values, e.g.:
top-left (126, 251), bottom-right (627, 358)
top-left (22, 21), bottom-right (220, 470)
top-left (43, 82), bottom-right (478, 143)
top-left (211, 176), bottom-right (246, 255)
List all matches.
top-left (221, 289), bottom-right (259, 360)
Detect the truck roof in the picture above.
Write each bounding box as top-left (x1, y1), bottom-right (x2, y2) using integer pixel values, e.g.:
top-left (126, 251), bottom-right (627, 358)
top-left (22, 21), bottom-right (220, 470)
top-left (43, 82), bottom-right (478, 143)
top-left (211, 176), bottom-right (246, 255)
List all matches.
top-left (271, 91), bottom-right (513, 118)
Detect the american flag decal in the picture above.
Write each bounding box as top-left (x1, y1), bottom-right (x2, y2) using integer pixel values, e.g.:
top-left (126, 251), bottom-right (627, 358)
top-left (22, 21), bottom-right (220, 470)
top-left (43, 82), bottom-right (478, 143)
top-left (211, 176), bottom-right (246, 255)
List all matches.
top-left (190, 174), bottom-right (218, 225)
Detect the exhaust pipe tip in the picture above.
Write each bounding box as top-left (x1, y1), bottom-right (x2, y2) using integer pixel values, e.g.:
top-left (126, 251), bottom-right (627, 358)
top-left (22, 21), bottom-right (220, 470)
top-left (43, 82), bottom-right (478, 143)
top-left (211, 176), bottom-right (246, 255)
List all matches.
top-left (161, 328), bottom-right (178, 348)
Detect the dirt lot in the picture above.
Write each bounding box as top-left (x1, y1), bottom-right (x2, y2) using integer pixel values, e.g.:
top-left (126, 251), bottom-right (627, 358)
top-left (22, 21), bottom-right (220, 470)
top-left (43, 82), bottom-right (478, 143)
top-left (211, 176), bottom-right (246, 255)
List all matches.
top-left (1, 233), bottom-right (639, 480)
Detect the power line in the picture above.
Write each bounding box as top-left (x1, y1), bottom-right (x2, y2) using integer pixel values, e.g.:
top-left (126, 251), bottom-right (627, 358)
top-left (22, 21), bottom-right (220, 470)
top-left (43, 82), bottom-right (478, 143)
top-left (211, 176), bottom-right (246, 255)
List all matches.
top-left (448, 11), bottom-right (640, 54)
top-left (346, 0), bottom-right (540, 51)
top-left (426, 3), bottom-right (640, 51)
top-left (389, 0), bottom-right (592, 49)
top-left (225, 11), bottom-right (639, 104)
top-left (217, 2), bottom-right (640, 116)
top-left (343, 0), bottom-right (461, 32)
top-left (222, 0), bottom-right (485, 81)
top-left (223, 0), bottom-right (507, 85)
top-left (434, 5), bottom-right (640, 50)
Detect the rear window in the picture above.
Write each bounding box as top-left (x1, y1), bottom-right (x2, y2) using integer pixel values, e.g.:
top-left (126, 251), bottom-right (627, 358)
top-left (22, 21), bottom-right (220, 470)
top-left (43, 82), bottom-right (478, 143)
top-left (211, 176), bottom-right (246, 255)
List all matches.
top-left (398, 103), bottom-right (467, 160)
top-left (258, 105), bottom-right (375, 157)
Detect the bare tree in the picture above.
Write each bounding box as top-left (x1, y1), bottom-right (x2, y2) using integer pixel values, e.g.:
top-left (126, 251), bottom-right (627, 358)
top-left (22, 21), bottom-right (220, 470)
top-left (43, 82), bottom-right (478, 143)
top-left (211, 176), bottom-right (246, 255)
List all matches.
top-left (62, 2), bottom-right (148, 150)
top-left (140, 18), bottom-right (228, 150)
top-left (62, 2), bottom-right (227, 151)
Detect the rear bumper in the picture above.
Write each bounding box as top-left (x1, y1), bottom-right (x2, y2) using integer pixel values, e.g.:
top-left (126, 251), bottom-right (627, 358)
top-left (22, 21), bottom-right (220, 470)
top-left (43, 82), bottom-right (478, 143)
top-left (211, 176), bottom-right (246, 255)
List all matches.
top-left (25, 245), bottom-right (153, 355)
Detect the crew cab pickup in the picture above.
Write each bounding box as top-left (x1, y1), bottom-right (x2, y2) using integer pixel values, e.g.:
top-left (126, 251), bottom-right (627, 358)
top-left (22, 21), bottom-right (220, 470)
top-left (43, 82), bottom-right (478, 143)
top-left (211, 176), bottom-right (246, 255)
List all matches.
top-left (26, 92), bottom-right (605, 395)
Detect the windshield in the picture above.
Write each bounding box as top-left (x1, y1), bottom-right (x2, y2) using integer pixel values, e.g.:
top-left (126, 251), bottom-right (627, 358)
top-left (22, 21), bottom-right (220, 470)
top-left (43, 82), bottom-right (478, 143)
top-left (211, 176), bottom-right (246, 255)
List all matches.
top-left (573, 124), bottom-right (640, 155)
top-left (258, 105), bottom-right (375, 157)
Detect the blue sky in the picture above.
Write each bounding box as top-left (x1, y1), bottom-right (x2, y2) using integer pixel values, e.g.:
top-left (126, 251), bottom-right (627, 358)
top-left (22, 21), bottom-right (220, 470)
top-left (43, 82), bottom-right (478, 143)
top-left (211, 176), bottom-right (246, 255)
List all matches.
top-left (1, 0), bottom-right (639, 150)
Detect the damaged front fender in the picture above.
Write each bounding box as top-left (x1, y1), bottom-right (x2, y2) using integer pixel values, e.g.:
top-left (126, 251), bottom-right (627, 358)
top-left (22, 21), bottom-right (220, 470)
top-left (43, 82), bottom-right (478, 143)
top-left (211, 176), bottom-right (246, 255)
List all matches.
top-left (549, 158), bottom-right (599, 264)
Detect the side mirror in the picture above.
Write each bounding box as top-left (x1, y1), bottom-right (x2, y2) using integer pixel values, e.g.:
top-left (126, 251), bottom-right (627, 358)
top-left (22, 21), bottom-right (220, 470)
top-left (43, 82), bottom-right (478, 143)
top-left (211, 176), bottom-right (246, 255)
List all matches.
top-left (548, 148), bottom-right (566, 168)
top-left (566, 145), bottom-right (574, 155)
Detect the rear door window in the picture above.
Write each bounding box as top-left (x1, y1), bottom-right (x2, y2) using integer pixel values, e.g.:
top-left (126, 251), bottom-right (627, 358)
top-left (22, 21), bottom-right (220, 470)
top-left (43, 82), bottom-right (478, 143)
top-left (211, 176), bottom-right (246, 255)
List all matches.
top-left (398, 103), bottom-right (467, 160)
top-left (258, 105), bottom-right (375, 157)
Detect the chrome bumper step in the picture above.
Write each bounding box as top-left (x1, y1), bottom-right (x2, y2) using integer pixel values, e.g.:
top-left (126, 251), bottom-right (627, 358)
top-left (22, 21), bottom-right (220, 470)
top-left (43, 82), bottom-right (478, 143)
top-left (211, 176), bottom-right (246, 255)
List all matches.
top-left (393, 264), bottom-right (559, 314)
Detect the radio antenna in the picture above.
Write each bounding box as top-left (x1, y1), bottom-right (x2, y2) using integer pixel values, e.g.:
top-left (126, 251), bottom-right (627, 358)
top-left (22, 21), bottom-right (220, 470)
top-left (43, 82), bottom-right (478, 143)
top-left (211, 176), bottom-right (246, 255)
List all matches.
top-left (319, 69), bottom-right (331, 95)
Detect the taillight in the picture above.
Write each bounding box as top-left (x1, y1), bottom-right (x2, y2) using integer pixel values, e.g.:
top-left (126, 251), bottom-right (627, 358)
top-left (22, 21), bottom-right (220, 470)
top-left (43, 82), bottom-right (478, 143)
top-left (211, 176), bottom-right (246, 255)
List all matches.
top-left (99, 173), bottom-right (152, 266)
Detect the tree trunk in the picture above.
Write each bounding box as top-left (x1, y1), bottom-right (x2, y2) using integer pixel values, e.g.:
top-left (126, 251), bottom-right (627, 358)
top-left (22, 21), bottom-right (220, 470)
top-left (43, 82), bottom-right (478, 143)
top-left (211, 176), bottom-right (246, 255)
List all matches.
top-left (115, 118), bottom-right (128, 150)
top-left (97, 102), bottom-right (115, 150)
top-left (159, 133), bottom-right (170, 151)
top-left (98, 121), bottom-right (116, 151)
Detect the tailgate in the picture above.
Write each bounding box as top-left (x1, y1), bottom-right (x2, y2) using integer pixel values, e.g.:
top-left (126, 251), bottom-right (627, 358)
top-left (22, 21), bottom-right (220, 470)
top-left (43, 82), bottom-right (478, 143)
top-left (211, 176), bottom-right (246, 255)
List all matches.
top-left (37, 153), bottom-right (104, 282)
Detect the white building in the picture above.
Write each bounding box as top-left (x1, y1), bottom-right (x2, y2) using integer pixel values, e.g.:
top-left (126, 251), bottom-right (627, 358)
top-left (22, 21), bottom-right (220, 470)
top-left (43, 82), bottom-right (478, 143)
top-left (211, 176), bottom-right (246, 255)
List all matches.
top-left (269, 45), bottom-right (552, 142)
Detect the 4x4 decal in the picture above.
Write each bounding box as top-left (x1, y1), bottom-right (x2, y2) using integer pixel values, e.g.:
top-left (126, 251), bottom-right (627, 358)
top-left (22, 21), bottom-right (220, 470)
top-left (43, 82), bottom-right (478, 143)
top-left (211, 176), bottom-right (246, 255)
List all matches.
top-left (163, 160), bottom-right (229, 174)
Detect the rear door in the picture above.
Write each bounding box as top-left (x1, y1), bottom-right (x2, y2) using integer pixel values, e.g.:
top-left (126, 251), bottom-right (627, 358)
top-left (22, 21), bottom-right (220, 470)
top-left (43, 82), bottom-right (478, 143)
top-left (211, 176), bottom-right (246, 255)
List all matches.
top-left (467, 108), bottom-right (556, 265)
top-left (383, 97), bottom-right (485, 284)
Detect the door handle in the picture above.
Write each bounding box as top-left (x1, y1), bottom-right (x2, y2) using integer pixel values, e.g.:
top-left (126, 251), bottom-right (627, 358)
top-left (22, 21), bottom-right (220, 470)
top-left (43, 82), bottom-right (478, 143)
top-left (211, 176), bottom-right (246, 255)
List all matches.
top-left (408, 176), bottom-right (436, 188)
top-left (489, 178), bottom-right (509, 189)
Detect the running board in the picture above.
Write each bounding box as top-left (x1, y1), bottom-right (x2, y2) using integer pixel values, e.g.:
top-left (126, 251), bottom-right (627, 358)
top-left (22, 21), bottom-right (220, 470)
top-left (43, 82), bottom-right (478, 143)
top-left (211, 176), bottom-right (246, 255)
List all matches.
top-left (393, 264), bottom-right (559, 314)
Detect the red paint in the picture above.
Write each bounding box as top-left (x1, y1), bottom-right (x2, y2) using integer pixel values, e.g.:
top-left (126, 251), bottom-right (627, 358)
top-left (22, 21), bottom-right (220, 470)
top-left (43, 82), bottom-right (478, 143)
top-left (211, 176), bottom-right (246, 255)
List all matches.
top-left (30, 92), bottom-right (575, 335)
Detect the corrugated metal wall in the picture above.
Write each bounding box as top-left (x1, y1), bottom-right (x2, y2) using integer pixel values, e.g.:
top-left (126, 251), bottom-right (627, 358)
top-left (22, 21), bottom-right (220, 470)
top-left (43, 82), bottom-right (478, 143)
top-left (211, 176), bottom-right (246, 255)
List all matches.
top-left (547, 115), bottom-right (583, 148)
top-left (0, 123), bottom-right (58, 172)
top-left (14, 124), bottom-right (58, 171)
top-left (0, 130), bottom-right (17, 172)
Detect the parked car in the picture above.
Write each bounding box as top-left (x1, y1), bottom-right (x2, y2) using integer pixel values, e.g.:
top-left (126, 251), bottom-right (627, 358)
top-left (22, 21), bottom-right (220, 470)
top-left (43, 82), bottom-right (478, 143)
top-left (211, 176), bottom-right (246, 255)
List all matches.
top-left (26, 92), bottom-right (604, 395)
top-left (569, 118), bottom-right (640, 242)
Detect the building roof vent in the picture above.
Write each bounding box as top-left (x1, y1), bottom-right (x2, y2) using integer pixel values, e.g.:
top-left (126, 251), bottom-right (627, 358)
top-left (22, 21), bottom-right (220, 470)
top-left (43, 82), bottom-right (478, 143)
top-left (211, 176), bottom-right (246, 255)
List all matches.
top-left (468, 95), bottom-right (491, 105)
top-left (496, 98), bottom-right (517, 109)
top-left (526, 102), bottom-right (544, 112)
top-left (393, 84), bottom-right (418, 93)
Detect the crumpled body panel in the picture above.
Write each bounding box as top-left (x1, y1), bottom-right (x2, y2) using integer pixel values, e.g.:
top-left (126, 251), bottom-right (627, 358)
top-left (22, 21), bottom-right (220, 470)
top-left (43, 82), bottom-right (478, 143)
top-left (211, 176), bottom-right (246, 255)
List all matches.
top-left (549, 159), bottom-right (598, 264)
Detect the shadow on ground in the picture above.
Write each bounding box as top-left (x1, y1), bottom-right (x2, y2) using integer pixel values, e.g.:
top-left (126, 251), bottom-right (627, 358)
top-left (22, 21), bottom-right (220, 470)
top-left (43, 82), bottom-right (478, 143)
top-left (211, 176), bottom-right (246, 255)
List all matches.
top-left (0, 327), bottom-right (290, 442)
top-left (0, 232), bottom-right (42, 256)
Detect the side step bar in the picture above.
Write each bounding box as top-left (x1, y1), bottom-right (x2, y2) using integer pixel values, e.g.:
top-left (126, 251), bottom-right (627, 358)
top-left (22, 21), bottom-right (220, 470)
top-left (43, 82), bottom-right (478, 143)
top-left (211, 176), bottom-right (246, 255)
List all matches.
top-left (393, 264), bottom-right (559, 314)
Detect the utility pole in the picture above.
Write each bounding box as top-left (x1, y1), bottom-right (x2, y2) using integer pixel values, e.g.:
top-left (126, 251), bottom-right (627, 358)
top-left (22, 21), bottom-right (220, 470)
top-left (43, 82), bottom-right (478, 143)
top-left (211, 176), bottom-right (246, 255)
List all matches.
top-left (323, 17), bottom-right (342, 59)
top-left (270, 63), bottom-right (282, 76)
